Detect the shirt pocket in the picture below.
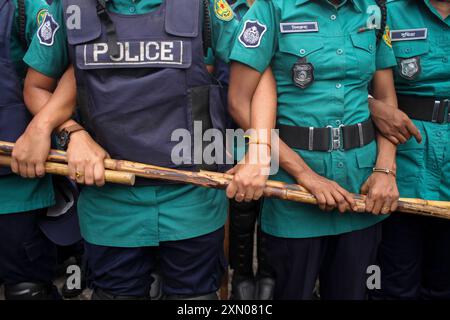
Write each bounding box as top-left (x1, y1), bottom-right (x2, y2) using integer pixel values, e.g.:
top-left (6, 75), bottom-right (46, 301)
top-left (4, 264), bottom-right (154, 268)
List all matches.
top-left (350, 31), bottom-right (376, 79)
top-left (392, 41), bottom-right (429, 82)
top-left (278, 35), bottom-right (325, 82)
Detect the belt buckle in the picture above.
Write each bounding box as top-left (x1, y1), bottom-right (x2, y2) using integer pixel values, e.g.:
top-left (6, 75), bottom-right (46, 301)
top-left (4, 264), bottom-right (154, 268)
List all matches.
top-left (327, 125), bottom-right (344, 152)
top-left (444, 99), bottom-right (450, 123)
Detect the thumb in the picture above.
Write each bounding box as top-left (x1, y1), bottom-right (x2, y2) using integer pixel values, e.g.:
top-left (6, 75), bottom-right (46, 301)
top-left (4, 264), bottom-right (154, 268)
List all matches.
top-left (360, 180), bottom-right (370, 195)
top-left (226, 166), bottom-right (237, 175)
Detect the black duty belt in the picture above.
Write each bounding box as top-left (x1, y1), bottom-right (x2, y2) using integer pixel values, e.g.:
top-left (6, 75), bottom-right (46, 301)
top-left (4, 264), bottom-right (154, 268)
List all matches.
top-left (398, 94), bottom-right (450, 124)
top-left (278, 119), bottom-right (375, 152)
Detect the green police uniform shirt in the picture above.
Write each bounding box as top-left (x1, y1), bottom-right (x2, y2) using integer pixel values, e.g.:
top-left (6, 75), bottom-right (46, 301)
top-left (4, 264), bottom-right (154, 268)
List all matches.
top-left (387, 0), bottom-right (450, 201)
top-left (77, 0), bottom-right (239, 247)
top-left (0, 0), bottom-right (68, 215)
top-left (230, 0), bottom-right (397, 238)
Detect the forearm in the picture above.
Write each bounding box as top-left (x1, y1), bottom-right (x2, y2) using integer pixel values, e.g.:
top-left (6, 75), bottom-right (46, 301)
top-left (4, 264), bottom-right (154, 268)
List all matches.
top-left (24, 66), bottom-right (77, 133)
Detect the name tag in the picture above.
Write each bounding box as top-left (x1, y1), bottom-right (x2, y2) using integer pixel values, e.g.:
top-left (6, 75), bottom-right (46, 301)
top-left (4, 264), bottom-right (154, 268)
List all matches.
top-left (280, 22), bottom-right (319, 34)
top-left (76, 40), bottom-right (191, 69)
top-left (390, 28), bottom-right (427, 42)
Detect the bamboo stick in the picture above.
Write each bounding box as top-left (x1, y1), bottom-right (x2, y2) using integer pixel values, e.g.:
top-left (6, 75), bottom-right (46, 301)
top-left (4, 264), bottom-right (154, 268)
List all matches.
top-left (1, 141), bottom-right (449, 219)
top-left (0, 155), bottom-right (135, 186)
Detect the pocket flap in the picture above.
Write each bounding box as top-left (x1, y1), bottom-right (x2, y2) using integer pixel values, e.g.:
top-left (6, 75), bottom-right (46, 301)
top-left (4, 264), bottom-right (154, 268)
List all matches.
top-left (393, 42), bottom-right (429, 58)
top-left (279, 36), bottom-right (324, 57)
top-left (350, 32), bottom-right (376, 53)
top-left (165, 0), bottom-right (200, 38)
top-left (63, 0), bottom-right (102, 45)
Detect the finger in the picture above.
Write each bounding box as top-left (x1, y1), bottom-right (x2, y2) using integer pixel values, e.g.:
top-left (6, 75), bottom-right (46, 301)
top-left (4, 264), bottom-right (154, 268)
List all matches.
top-left (19, 162), bottom-right (28, 178)
top-left (235, 190), bottom-right (245, 203)
top-left (332, 191), bottom-right (348, 213)
top-left (226, 181), bottom-right (238, 199)
top-left (315, 193), bottom-right (327, 211)
top-left (372, 197), bottom-right (384, 215)
top-left (390, 199), bottom-right (399, 212)
top-left (68, 161), bottom-right (77, 181)
top-left (399, 126), bottom-right (411, 140)
top-left (336, 186), bottom-right (355, 209)
top-left (388, 135), bottom-right (400, 145)
top-left (226, 166), bottom-right (237, 175)
top-left (253, 188), bottom-right (264, 201)
top-left (10, 157), bottom-right (19, 174)
top-left (365, 194), bottom-right (375, 213)
top-left (93, 162), bottom-right (106, 187)
top-left (360, 181), bottom-right (369, 195)
top-left (26, 163), bottom-right (36, 179)
top-left (396, 132), bottom-right (408, 144)
top-left (244, 188), bottom-right (255, 202)
top-left (323, 192), bottom-right (336, 211)
top-left (381, 201), bottom-right (391, 215)
top-left (35, 162), bottom-right (45, 178)
top-left (84, 163), bottom-right (95, 186)
top-left (75, 165), bottom-right (85, 185)
top-left (406, 121), bottom-right (422, 143)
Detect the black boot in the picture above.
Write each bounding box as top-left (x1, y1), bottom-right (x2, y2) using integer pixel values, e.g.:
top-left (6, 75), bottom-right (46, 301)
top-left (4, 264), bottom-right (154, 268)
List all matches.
top-left (5, 282), bottom-right (61, 300)
top-left (229, 199), bottom-right (259, 300)
top-left (254, 227), bottom-right (275, 300)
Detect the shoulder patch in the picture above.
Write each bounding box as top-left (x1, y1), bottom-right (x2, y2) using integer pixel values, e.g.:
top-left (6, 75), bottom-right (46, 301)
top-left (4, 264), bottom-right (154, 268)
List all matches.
top-left (239, 20), bottom-right (267, 48)
top-left (383, 26), bottom-right (392, 48)
top-left (214, 0), bottom-right (234, 22)
top-left (36, 11), bottom-right (60, 46)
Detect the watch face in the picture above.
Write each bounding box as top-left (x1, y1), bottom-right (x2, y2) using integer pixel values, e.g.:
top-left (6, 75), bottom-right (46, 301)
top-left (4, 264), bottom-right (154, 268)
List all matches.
top-left (58, 130), bottom-right (70, 149)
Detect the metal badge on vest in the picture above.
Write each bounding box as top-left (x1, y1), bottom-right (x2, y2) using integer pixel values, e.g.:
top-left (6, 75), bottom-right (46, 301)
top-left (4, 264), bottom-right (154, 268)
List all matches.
top-left (63, 0), bottom-right (228, 184)
top-left (0, 0), bottom-right (32, 175)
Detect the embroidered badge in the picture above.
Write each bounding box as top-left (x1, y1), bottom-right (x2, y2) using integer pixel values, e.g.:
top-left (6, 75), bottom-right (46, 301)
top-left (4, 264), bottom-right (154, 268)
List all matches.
top-left (390, 28), bottom-right (428, 42)
top-left (399, 57), bottom-right (421, 80)
top-left (383, 26), bottom-right (392, 48)
top-left (36, 9), bottom-right (48, 26)
top-left (280, 22), bottom-right (319, 34)
top-left (37, 11), bottom-right (60, 46)
top-left (214, 0), bottom-right (234, 22)
top-left (239, 20), bottom-right (267, 48)
top-left (292, 57), bottom-right (314, 89)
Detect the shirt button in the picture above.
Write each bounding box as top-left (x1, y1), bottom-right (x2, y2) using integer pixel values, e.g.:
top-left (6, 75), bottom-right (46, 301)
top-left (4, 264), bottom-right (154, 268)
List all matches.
top-left (336, 83), bottom-right (342, 89)
top-left (437, 131), bottom-right (443, 137)
top-left (404, 48), bottom-right (411, 54)
top-left (337, 162), bottom-right (344, 168)
top-left (443, 57), bottom-right (448, 63)
top-left (369, 44), bottom-right (374, 51)
top-left (299, 49), bottom-right (306, 55)
top-left (330, 15), bottom-right (337, 20)
top-left (129, 6), bottom-right (136, 13)
top-left (336, 49), bottom-right (344, 55)
top-left (335, 120), bottom-right (342, 125)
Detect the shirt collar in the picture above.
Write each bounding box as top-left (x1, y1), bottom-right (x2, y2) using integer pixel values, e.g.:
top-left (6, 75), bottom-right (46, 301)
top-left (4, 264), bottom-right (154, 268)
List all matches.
top-left (233, 0), bottom-right (249, 10)
top-left (295, 0), bottom-right (363, 12)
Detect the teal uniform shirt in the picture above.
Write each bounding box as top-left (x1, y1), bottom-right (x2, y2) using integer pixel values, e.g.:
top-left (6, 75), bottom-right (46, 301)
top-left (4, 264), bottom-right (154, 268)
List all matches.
top-left (232, 0), bottom-right (249, 19)
top-left (77, 0), bottom-right (239, 247)
top-left (230, 0), bottom-right (397, 238)
top-left (0, 0), bottom-right (68, 215)
top-left (387, 0), bottom-right (450, 201)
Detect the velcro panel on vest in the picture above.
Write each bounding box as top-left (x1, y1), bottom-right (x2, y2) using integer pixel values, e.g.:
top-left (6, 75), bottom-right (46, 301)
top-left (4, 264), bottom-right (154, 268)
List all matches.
top-left (165, 0), bottom-right (199, 38)
top-left (0, 0), bottom-right (13, 57)
top-left (75, 40), bottom-right (192, 70)
top-left (63, 0), bottom-right (101, 45)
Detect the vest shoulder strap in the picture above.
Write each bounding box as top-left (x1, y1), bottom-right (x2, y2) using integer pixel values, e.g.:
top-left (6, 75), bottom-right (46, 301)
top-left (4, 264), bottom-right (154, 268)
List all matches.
top-left (17, 0), bottom-right (26, 48)
top-left (202, 0), bottom-right (211, 56)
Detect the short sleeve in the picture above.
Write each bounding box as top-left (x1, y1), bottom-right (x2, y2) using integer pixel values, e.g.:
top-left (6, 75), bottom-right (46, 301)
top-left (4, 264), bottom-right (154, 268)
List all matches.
top-left (375, 25), bottom-right (397, 70)
top-left (23, 0), bottom-right (68, 79)
top-left (229, 0), bottom-right (277, 73)
top-left (209, 0), bottom-right (240, 63)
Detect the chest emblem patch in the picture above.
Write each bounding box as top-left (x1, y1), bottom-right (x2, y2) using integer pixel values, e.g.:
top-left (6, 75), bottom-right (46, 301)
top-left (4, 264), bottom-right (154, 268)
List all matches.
top-left (292, 58), bottom-right (314, 89)
top-left (37, 11), bottom-right (60, 46)
top-left (399, 57), bottom-right (421, 80)
top-left (239, 20), bottom-right (267, 48)
top-left (214, 0), bottom-right (234, 21)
